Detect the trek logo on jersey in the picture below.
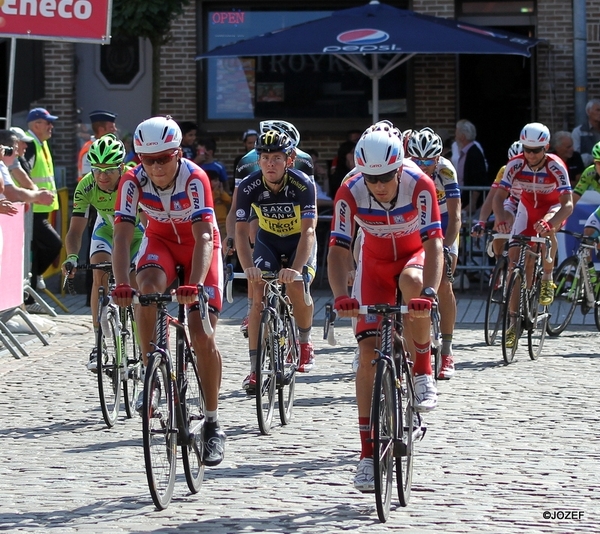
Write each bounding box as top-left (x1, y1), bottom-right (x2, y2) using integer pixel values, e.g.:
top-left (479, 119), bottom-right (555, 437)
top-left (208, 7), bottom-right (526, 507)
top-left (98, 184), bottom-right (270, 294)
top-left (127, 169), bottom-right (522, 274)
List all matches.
top-left (324, 29), bottom-right (399, 53)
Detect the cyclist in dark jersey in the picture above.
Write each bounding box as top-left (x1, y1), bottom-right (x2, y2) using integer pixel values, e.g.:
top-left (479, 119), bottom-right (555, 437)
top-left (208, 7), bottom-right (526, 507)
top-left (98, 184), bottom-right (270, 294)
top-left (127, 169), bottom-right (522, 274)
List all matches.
top-left (235, 130), bottom-right (317, 393)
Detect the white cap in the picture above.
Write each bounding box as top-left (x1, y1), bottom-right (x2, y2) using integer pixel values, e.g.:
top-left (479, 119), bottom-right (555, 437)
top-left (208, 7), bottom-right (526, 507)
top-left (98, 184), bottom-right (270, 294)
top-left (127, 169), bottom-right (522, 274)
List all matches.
top-left (10, 126), bottom-right (34, 143)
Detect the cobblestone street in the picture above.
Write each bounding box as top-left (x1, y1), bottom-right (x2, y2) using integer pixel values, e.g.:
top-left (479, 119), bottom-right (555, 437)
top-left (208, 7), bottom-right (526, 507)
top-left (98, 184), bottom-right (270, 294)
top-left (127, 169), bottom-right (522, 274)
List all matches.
top-left (0, 305), bottom-right (598, 533)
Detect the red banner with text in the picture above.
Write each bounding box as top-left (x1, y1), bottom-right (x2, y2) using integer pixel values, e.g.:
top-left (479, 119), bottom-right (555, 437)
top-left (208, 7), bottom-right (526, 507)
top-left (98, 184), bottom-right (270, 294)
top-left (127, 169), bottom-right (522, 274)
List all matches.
top-left (0, 0), bottom-right (112, 43)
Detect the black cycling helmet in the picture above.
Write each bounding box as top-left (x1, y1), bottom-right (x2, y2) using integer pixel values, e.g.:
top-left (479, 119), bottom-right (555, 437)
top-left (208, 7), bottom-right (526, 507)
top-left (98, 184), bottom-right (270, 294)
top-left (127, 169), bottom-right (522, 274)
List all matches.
top-left (255, 130), bottom-right (293, 155)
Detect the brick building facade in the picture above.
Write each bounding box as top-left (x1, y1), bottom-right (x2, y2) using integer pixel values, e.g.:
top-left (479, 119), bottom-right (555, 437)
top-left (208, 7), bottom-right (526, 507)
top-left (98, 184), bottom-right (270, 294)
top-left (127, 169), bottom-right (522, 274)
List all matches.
top-left (28, 1), bottom-right (600, 186)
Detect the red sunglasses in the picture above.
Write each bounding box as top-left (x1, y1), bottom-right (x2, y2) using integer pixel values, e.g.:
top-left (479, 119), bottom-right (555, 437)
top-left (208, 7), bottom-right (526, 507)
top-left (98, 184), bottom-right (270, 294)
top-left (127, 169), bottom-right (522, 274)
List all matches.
top-left (140, 150), bottom-right (179, 166)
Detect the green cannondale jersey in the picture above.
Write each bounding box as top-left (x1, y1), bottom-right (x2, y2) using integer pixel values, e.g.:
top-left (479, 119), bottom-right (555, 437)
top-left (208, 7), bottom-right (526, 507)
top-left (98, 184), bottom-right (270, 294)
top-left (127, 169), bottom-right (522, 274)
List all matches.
top-left (235, 147), bottom-right (314, 183)
top-left (573, 164), bottom-right (600, 197)
top-left (72, 172), bottom-right (143, 234)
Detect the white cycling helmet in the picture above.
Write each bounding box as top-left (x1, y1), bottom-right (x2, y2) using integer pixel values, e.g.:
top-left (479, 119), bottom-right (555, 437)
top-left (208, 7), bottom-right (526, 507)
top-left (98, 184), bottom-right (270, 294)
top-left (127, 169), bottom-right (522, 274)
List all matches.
top-left (355, 124), bottom-right (404, 175)
top-left (406, 127), bottom-right (443, 158)
top-left (259, 120), bottom-right (300, 147)
top-left (519, 122), bottom-right (550, 148)
top-left (507, 141), bottom-right (523, 159)
top-left (134, 115), bottom-right (182, 154)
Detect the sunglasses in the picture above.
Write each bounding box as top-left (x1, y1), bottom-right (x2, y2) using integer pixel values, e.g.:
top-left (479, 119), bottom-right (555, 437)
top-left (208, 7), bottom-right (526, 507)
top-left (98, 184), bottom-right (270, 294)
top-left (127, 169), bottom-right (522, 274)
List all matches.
top-left (140, 150), bottom-right (179, 166)
top-left (412, 157), bottom-right (437, 167)
top-left (363, 172), bottom-right (397, 184)
top-left (523, 146), bottom-right (544, 154)
top-left (91, 166), bottom-right (121, 178)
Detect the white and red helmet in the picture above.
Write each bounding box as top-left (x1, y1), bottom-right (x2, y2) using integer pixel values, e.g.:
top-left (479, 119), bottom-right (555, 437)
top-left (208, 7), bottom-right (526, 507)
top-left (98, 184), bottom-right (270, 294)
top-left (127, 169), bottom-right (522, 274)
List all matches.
top-left (134, 115), bottom-right (182, 154)
top-left (520, 122), bottom-right (550, 148)
top-left (355, 121), bottom-right (404, 175)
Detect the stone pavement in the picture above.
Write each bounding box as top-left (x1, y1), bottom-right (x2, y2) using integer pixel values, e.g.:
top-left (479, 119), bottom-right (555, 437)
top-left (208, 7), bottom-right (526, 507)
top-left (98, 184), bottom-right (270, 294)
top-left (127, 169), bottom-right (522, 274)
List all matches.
top-left (0, 298), bottom-right (599, 533)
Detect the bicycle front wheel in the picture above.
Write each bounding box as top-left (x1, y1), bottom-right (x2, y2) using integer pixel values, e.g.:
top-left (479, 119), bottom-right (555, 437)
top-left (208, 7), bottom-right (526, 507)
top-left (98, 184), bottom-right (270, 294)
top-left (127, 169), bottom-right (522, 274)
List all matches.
top-left (142, 353), bottom-right (176, 510)
top-left (122, 306), bottom-right (142, 419)
top-left (96, 307), bottom-right (121, 428)
top-left (372, 358), bottom-right (396, 523)
top-left (528, 277), bottom-right (548, 360)
top-left (278, 308), bottom-right (299, 425)
top-left (502, 268), bottom-right (524, 365)
top-left (181, 347), bottom-right (205, 494)
top-left (484, 256), bottom-right (507, 345)
top-left (396, 356), bottom-right (415, 507)
top-left (256, 311), bottom-right (276, 435)
top-left (594, 281), bottom-right (600, 331)
top-left (547, 257), bottom-right (580, 336)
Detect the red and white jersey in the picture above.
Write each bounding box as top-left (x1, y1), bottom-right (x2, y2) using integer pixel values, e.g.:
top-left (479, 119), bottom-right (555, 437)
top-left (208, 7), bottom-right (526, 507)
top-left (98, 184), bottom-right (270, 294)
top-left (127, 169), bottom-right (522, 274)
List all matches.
top-left (115, 159), bottom-right (220, 247)
top-left (498, 153), bottom-right (571, 210)
top-left (329, 159), bottom-right (442, 262)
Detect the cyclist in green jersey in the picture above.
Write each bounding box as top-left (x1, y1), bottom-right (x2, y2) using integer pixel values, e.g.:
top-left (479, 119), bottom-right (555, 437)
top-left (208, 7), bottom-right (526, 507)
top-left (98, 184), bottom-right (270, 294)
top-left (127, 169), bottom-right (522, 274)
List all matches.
top-left (572, 141), bottom-right (600, 205)
top-left (61, 134), bottom-right (144, 371)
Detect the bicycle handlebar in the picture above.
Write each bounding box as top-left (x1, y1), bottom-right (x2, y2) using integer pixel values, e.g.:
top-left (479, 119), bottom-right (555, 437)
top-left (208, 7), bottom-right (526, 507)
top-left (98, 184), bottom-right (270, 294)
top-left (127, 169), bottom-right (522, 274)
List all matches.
top-left (224, 263), bottom-right (313, 306)
top-left (129, 286), bottom-right (214, 337)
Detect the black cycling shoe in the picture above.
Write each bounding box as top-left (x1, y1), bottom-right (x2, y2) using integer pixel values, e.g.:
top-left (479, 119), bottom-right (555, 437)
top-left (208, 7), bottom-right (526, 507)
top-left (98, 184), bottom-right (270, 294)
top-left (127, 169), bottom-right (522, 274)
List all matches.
top-left (203, 421), bottom-right (226, 466)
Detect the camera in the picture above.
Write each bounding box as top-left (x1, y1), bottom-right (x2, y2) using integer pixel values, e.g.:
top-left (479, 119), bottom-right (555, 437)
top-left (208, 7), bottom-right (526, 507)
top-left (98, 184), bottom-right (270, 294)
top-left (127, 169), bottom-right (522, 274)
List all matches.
top-left (1, 145), bottom-right (14, 157)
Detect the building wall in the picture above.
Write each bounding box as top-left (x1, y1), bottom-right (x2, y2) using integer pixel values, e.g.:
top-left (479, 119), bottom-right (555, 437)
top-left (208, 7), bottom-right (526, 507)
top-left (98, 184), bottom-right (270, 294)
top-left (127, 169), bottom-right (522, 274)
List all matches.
top-left (31, 42), bottom-right (78, 186)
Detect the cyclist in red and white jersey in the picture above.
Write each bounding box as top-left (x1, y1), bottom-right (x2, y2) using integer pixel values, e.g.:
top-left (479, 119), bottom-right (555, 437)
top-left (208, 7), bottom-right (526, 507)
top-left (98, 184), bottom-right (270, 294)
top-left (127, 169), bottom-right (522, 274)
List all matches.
top-left (406, 127), bottom-right (460, 380)
top-left (111, 116), bottom-right (226, 466)
top-left (493, 122), bottom-right (573, 347)
top-left (327, 121), bottom-right (443, 492)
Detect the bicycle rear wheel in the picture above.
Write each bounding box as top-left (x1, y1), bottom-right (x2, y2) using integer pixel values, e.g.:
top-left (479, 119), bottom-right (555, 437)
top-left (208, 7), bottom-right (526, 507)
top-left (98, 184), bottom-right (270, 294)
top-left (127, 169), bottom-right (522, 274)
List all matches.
top-left (278, 308), bottom-right (299, 425)
top-left (547, 257), bottom-right (580, 336)
top-left (256, 311), bottom-right (276, 435)
top-left (142, 353), bottom-right (176, 510)
top-left (372, 358), bottom-right (396, 523)
top-left (528, 277), bottom-right (548, 360)
top-left (182, 347), bottom-right (205, 494)
top-left (502, 268), bottom-right (524, 365)
top-left (484, 256), bottom-right (507, 345)
top-left (594, 282), bottom-right (600, 331)
top-left (122, 306), bottom-right (142, 419)
top-left (96, 306), bottom-right (120, 428)
top-left (396, 356), bottom-right (415, 507)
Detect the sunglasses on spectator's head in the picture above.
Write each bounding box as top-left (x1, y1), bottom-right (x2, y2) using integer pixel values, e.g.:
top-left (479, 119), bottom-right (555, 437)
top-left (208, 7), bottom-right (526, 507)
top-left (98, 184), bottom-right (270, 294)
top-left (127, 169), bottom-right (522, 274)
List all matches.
top-left (362, 170), bottom-right (398, 184)
top-left (140, 150), bottom-right (179, 166)
top-left (523, 146), bottom-right (544, 154)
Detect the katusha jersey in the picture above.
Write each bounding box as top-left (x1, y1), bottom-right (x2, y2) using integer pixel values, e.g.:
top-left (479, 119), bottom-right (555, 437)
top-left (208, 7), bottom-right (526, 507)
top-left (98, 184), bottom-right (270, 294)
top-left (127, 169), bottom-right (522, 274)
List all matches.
top-left (235, 168), bottom-right (317, 238)
top-left (114, 159), bottom-right (218, 246)
top-left (498, 153), bottom-right (571, 210)
top-left (430, 155), bottom-right (460, 216)
top-left (329, 159), bottom-right (443, 262)
top-left (235, 147), bottom-right (314, 182)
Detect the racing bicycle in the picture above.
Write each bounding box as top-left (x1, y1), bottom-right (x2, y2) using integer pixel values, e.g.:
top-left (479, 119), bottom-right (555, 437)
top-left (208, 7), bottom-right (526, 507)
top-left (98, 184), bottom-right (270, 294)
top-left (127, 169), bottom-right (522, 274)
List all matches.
top-left (135, 281), bottom-right (213, 510)
top-left (64, 262), bottom-right (142, 428)
top-left (225, 264), bottom-right (312, 435)
top-left (547, 230), bottom-right (600, 335)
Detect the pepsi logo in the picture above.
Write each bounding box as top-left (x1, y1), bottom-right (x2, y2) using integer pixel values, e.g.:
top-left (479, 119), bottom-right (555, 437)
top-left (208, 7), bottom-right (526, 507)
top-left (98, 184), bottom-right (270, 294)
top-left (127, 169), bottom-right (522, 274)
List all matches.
top-left (337, 29), bottom-right (389, 46)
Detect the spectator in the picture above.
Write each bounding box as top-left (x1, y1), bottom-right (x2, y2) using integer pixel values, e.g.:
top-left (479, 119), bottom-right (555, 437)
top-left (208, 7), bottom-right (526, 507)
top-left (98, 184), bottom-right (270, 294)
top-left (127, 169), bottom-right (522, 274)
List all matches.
top-left (571, 98), bottom-right (600, 167)
top-left (233, 129), bottom-right (259, 179)
top-left (0, 130), bottom-right (55, 280)
top-left (452, 119), bottom-right (489, 216)
top-left (179, 121), bottom-right (198, 160)
top-left (551, 131), bottom-right (584, 186)
top-left (207, 169), bottom-right (231, 238)
top-left (121, 132), bottom-right (136, 163)
top-left (23, 108), bottom-right (63, 299)
top-left (8, 126), bottom-right (36, 190)
top-left (329, 130), bottom-right (361, 198)
top-left (77, 110), bottom-right (118, 181)
top-left (195, 137), bottom-right (229, 192)
top-left (305, 148), bottom-right (333, 210)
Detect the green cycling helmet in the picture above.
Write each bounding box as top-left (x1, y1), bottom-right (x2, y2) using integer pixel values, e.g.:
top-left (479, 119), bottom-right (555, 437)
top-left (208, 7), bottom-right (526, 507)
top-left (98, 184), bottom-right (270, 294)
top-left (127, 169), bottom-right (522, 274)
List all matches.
top-left (592, 141), bottom-right (600, 162)
top-left (87, 133), bottom-right (126, 165)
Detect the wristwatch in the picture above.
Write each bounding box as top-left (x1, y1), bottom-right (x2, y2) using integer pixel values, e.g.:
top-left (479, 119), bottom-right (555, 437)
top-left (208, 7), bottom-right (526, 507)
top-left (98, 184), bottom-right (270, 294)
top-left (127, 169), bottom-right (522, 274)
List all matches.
top-left (420, 287), bottom-right (437, 300)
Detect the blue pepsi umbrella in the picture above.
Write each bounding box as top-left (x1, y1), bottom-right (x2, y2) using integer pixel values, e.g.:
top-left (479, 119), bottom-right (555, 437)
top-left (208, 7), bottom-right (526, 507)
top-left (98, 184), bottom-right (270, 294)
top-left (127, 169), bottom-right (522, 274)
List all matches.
top-left (197, 1), bottom-right (539, 121)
